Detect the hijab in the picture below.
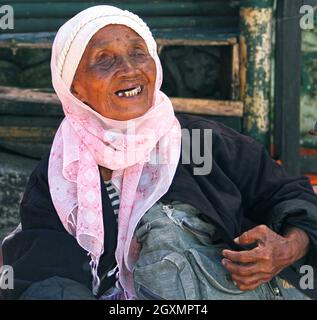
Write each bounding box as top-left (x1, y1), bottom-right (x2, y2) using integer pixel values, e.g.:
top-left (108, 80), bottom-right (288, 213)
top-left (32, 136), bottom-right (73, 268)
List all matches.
top-left (48, 5), bottom-right (181, 298)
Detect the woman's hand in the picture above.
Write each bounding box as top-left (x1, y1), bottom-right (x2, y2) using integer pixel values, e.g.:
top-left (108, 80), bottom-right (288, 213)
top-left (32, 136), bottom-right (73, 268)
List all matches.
top-left (221, 225), bottom-right (310, 291)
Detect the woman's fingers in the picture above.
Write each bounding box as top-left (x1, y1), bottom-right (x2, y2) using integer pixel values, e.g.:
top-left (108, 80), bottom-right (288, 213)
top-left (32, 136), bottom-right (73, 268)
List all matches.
top-left (230, 273), bottom-right (271, 291)
top-left (234, 225), bottom-right (272, 245)
top-left (222, 247), bottom-right (262, 263)
top-left (220, 225), bottom-right (305, 292)
top-left (221, 258), bottom-right (260, 276)
top-left (221, 253), bottom-right (274, 291)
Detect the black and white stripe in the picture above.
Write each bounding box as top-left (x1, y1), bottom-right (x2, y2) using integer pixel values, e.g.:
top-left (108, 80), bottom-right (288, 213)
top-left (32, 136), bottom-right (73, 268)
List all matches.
top-left (104, 180), bottom-right (120, 221)
top-left (100, 180), bottom-right (122, 299)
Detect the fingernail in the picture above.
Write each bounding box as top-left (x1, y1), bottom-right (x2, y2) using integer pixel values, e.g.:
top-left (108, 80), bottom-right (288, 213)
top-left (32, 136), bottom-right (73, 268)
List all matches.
top-left (221, 259), bottom-right (226, 265)
top-left (234, 237), bottom-right (239, 243)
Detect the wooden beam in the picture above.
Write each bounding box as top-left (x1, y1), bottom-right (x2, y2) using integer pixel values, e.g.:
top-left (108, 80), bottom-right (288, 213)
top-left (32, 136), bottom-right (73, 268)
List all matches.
top-left (3, 16), bottom-right (239, 34)
top-left (231, 43), bottom-right (240, 100)
top-left (0, 86), bottom-right (243, 118)
top-left (0, 86), bottom-right (59, 104)
top-left (0, 127), bottom-right (56, 140)
top-left (156, 37), bottom-right (237, 47)
top-left (156, 37), bottom-right (237, 54)
top-left (12, 2), bottom-right (239, 19)
top-left (171, 98), bottom-right (243, 117)
top-left (0, 34), bottom-right (238, 51)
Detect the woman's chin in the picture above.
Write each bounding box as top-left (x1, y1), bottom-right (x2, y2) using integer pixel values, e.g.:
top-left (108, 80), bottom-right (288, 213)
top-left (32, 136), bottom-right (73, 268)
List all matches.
top-left (99, 101), bottom-right (151, 120)
top-left (99, 108), bottom-right (150, 121)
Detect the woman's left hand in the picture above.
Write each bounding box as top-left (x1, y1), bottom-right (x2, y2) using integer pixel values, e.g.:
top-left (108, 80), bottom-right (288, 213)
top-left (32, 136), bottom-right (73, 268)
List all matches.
top-left (221, 225), bottom-right (310, 291)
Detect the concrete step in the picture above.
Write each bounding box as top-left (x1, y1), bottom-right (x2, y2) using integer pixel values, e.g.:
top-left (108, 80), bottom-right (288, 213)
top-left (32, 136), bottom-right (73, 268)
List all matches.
top-left (0, 151), bottom-right (38, 237)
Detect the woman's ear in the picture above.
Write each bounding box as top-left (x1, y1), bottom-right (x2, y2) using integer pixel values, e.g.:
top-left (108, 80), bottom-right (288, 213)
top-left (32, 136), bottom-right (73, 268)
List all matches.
top-left (71, 80), bottom-right (93, 108)
top-left (70, 80), bottom-right (86, 102)
top-left (70, 81), bottom-right (80, 98)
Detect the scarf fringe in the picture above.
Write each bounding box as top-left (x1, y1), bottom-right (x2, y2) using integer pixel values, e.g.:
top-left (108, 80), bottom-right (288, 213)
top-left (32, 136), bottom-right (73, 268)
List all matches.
top-left (89, 254), bottom-right (101, 296)
top-left (66, 207), bottom-right (77, 234)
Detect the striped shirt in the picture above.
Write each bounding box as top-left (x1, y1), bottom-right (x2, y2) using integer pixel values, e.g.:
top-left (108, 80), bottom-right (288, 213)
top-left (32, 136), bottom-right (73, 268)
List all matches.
top-left (99, 179), bottom-right (124, 300)
top-left (104, 180), bottom-right (120, 222)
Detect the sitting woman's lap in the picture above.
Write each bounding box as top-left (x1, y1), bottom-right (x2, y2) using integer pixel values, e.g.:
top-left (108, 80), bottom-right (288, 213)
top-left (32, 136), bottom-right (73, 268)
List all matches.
top-left (133, 201), bottom-right (310, 300)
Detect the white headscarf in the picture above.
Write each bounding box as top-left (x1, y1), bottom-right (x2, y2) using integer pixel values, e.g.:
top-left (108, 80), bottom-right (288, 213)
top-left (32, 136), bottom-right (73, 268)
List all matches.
top-left (49, 5), bottom-right (181, 299)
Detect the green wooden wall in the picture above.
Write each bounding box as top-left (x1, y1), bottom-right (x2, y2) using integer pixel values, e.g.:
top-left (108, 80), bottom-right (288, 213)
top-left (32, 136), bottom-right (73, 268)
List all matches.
top-left (0, 1), bottom-right (242, 161)
top-left (5, 0), bottom-right (240, 33)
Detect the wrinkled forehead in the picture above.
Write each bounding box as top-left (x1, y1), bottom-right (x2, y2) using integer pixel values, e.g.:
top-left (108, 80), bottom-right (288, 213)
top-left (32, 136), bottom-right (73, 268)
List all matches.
top-left (86, 24), bottom-right (149, 52)
top-left (54, 7), bottom-right (161, 89)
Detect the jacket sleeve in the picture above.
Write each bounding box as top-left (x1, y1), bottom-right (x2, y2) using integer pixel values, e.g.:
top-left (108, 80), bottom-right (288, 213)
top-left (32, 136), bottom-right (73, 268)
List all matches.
top-left (0, 154), bottom-right (93, 300)
top-left (212, 122), bottom-right (317, 264)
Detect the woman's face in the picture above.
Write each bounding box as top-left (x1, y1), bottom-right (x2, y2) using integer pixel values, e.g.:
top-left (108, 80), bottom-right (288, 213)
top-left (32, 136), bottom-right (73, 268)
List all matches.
top-left (71, 24), bottom-right (156, 121)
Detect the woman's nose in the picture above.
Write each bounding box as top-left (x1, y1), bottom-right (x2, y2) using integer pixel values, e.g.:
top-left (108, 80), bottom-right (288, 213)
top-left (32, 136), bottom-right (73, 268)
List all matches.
top-left (119, 56), bottom-right (138, 75)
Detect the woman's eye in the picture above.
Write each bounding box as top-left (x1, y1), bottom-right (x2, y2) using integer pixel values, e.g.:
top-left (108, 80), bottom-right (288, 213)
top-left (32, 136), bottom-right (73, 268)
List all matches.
top-left (96, 54), bottom-right (115, 68)
top-left (132, 50), bottom-right (146, 58)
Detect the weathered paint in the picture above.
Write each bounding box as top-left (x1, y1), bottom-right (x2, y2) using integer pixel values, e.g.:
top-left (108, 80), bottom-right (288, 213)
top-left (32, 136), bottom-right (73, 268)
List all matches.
top-left (231, 44), bottom-right (241, 100)
top-left (309, 122), bottom-right (317, 136)
top-left (301, 9), bottom-right (317, 149)
top-left (239, 0), bottom-right (273, 146)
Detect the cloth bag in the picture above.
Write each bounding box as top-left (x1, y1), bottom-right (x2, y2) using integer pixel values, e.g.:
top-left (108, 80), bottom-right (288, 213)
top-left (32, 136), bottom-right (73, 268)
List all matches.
top-left (133, 202), bottom-right (307, 300)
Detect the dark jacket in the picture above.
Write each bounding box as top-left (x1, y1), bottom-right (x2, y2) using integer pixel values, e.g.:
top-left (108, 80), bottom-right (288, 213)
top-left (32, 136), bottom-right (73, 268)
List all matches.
top-left (1, 113), bottom-right (317, 299)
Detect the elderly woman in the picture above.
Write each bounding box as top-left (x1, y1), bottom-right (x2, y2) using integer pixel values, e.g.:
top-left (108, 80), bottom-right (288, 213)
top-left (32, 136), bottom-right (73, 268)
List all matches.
top-left (1, 6), bottom-right (317, 300)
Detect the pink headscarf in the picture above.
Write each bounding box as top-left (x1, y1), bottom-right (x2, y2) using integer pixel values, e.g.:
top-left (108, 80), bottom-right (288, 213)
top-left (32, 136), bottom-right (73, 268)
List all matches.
top-left (48, 5), bottom-right (181, 298)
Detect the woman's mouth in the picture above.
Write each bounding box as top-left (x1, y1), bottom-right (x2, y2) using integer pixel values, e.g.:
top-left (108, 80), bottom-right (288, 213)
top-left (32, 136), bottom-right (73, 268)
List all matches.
top-left (115, 85), bottom-right (143, 98)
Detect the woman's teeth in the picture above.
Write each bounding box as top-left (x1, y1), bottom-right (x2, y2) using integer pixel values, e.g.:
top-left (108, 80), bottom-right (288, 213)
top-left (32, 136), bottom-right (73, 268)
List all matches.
top-left (117, 86), bottom-right (142, 97)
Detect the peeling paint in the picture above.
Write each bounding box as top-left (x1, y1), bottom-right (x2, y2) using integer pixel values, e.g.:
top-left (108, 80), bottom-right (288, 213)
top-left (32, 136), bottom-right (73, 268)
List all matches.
top-left (301, 11), bottom-right (317, 149)
top-left (240, 4), bottom-right (273, 145)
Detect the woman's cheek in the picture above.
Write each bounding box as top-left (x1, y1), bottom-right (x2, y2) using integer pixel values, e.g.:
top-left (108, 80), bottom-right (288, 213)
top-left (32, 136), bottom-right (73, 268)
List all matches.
top-left (147, 59), bottom-right (157, 82)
